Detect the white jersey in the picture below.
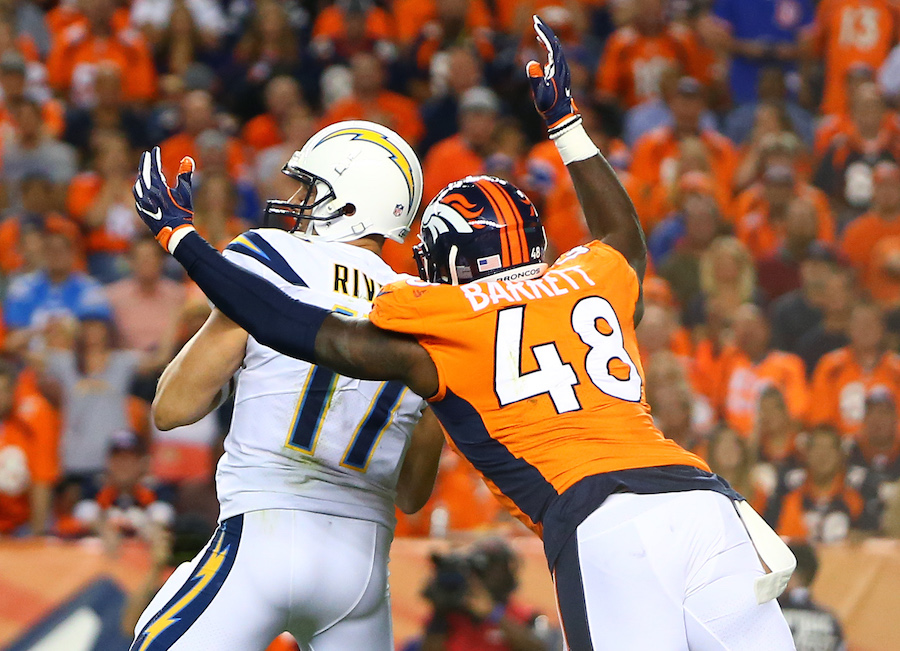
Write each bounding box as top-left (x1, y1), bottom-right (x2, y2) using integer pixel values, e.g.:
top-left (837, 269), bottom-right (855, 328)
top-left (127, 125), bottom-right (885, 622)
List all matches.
top-left (216, 229), bottom-right (426, 529)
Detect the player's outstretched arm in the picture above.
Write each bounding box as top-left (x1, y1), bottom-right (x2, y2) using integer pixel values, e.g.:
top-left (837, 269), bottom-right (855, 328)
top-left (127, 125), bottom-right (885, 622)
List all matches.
top-left (526, 16), bottom-right (647, 281)
top-left (132, 147), bottom-right (440, 400)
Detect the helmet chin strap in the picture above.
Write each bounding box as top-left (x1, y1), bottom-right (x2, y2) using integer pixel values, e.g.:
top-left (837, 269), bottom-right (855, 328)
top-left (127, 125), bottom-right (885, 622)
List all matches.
top-left (448, 245), bottom-right (460, 285)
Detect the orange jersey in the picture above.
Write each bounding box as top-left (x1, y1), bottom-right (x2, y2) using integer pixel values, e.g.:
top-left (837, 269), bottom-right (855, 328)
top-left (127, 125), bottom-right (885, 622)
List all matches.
top-left (718, 347), bottom-right (809, 437)
top-left (369, 241), bottom-right (722, 563)
top-left (319, 92), bottom-right (424, 148)
top-left (0, 419), bottom-right (33, 534)
top-left (629, 126), bottom-right (738, 192)
top-left (596, 25), bottom-right (708, 108)
top-left (241, 114), bottom-right (283, 152)
top-left (808, 347), bottom-right (900, 437)
top-left (841, 211), bottom-right (900, 272)
top-left (46, 24), bottom-right (157, 104)
top-left (311, 5), bottom-right (393, 41)
top-left (811, 0), bottom-right (900, 116)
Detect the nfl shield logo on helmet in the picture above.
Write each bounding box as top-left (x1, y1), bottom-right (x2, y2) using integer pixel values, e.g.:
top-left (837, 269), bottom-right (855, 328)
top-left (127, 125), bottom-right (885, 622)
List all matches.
top-left (394, 204), bottom-right (404, 217)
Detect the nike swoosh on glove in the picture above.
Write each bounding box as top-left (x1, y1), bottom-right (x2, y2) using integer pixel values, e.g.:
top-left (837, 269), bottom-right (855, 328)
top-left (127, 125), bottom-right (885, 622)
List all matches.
top-left (133, 146), bottom-right (196, 252)
top-left (526, 14), bottom-right (581, 139)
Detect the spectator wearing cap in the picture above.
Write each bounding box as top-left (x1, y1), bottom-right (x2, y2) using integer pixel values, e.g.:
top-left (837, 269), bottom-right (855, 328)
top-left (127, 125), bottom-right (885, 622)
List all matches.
top-left (841, 161), bottom-right (900, 299)
top-left (707, 0), bottom-right (815, 105)
top-left (2, 231), bottom-right (110, 355)
top-left (159, 89), bottom-right (247, 180)
top-left (62, 63), bottom-right (150, 153)
top-left (241, 76), bottom-right (307, 153)
top-left (595, 0), bottom-right (709, 110)
top-left (736, 164), bottom-right (835, 261)
top-left (319, 51), bottom-right (424, 148)
top-left (72, 430), bottom-right (174, 553)
top-left (105, 235), bottom-right (187, 355)
top-left (769, 238), bottom-right (838, 354)
top-left (0, 360), bottom-right (58, 536)
top-left (420, 47), bottom-right (483, 155)
top-left (0, 172), bottom-right (84, 277)
top-left (847, 388), bottom-right (900, 509)
top-left (1, 97), bottom-right (77, 213)
top-left (802, 0), bottom-right (899, 118)
top-left (629, 77), bottom-right (738, 193)
top-left (756, 199), bottom-right (824, 303)
top-left (622, 62), bottom-right (719, 148)
top-left (809, 302), bottom-right (900, 437)
top-left (0, 51), bottom-right (65, 140)
top-left (718, 304), bottom-right (809, 438)
top-left (723, 67), bottom-right (814, 148)
top-left (771, 425), bottom-right (878, 543)
top-left (795, 267), bottom-right (854, 374)
top-left (46, 0), bottom-right (157, 106)
top-left (814, 82), bottom-right (900, 221)
top-left (778, 543), bottom-right (846, 651)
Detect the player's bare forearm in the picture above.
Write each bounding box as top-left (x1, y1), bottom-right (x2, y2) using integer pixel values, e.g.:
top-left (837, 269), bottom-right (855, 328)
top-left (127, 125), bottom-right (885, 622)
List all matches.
top-left (567, 153), bottom-right (647, 279)
top-left (395, 408), bottom-right (445, 514)
top-left (316, 316), bottom-right (440, 400)
top-left (153, 309), bottom-right (246, 430)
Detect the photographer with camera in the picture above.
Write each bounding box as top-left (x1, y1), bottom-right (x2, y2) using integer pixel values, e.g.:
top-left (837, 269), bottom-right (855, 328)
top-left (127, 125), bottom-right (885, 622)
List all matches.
top-left (419, 538), bottom-right (550, 651)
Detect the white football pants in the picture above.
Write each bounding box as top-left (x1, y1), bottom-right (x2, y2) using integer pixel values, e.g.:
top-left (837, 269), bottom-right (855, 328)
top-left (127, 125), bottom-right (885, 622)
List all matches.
top-left (553, 490), bottom-right (796, 651)
top-left (131, 509), bottom-right (393, 651)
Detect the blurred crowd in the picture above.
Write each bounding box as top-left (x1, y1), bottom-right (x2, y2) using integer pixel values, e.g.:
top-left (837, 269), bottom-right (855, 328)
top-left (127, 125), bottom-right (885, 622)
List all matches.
top-left (0, 0), bottom-right (899, 623)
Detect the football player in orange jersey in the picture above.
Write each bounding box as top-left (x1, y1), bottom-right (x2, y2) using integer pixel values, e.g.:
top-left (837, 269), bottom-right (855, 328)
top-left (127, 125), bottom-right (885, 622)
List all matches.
top-left (133, 16), bottom-right (796, 651)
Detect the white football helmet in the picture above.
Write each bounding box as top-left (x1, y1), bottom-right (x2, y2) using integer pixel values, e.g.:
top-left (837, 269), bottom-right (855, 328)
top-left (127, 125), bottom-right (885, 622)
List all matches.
top-left (264, 120), bottom-right (423, 243)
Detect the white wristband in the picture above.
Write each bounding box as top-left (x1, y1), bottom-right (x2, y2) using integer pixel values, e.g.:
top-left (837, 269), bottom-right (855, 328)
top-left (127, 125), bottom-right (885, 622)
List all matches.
top-left (167, 225), bottom-right (196, 254)
top-left (552, 123), bottom-right (600, 165)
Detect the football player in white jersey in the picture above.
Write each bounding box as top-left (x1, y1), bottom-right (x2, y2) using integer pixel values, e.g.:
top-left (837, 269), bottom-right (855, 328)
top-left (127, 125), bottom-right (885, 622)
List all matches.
top-left (130, 121), bottom-right (445, 651)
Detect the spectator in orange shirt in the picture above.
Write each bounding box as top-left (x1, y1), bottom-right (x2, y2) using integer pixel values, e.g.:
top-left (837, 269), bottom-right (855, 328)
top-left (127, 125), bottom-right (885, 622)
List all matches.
top-left (311, 0), bottom-right (395, 64)
top-left (630, 77), bottom-right (738, 193)
top-left (814, 82), bottom-right (900, 221)
top-left (813, 63), bottom-right (876, 158)
top-left (0, 361), bottom-right (58, 535)
top-left (804, 0), bottom-right (899, 117)
top-left (720, 304), bottom-right (809, 437)
top-left (809, 302), bottom-right (900, 437)
top-left (46, 0), bottom-right (157, 106)
top-left (841, 161), bottom-right (900, 302)
top-left (159, 90), bottom-right (247, 180)
top-left (393, 0), bottom-right (492, 48)
top-left (67, 130), bottom-right (144, 282)
top-left (0, 173), bottom-right (84, 277)
top-left (241, 76), bottom-right (307, 154)
top-left (320, 52), bottom-right (424, 148)
top-left (736, 165), bottom-right (835, 261)
top-left (595, 0), bottom-right (707, 109)
top-left (771, 426), bottom-right (878, 542)
top-left (61, 63), bottom-right (151, 152)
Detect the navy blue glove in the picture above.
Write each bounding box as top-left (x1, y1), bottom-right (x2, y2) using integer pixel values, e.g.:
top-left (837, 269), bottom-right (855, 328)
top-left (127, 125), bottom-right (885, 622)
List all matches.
top-left (133, 146), bottom-right (196, 252)
top-left (526, 15), bottom-right (581, 138)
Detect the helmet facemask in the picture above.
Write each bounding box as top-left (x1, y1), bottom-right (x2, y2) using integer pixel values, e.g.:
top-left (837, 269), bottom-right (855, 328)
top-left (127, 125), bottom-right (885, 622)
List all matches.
top-left (264, 163), bottom-right (357, 235)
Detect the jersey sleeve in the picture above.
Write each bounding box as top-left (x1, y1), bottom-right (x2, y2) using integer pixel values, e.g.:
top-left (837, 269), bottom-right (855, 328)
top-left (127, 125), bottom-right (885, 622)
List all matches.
top-left (368, 279), bottom-right (428, 336)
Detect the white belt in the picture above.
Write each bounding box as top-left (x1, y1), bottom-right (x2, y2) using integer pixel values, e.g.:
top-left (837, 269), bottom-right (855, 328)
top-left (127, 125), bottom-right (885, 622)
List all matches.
top-left (733, 499), bottom-right (797, 604)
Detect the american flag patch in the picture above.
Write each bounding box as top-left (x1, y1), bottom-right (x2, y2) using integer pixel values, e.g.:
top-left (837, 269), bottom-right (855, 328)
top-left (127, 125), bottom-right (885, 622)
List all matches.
top-left (477, 255), bottom-right (501, 271)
